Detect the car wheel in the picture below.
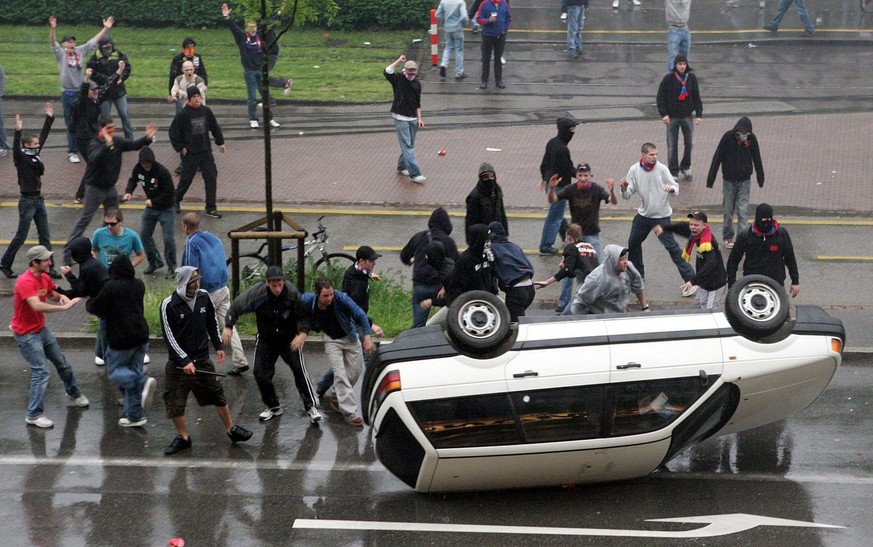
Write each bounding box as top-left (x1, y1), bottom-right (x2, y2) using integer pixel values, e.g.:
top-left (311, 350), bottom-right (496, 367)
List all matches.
top-left (447, 290), bottom-right (511, 354)
top-left (725, 275), bottom-right (789, 339)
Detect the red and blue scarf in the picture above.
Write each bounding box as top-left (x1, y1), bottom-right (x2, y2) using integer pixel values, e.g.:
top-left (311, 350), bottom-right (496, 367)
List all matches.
top-left (639, 156), bottom-right (656, 172)
top-left (676, 72), bottom-right (689, 101)
top-left (752, 219), bottom-right (779, 237)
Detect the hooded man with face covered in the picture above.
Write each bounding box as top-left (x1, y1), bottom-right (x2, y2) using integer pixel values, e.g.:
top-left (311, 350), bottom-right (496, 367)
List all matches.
top-left (385, 54), bottom-right (426, 184)
top-left (160, 266), bottom-right (253, 455)
top-left (726, 203), bottom-right (799, 297)
top-left (488, 221), bottom-right (534, 321)
top-left (87, 34), bottom-right (133, 139)
top-left (539, 117), bottom-right (581, 256)
top-left (465, 162), bottom-right (508, 243)
top-left (57, 236), bottom-right (109, 365)
top-left (706, 116), bottom-right (765, 249)
top-left (571, 244), bottom-right (648, 315)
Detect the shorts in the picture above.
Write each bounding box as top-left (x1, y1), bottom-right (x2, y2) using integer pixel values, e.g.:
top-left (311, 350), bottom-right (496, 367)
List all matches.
top-left (163, 359), bottom-right (227, 419)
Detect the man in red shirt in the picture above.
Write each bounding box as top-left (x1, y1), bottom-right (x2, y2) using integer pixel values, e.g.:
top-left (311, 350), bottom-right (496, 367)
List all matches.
top-left (12, 245), bottom-right (90, 429)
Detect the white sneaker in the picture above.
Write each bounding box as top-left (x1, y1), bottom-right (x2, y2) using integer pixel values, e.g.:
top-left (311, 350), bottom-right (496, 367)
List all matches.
top-left (95, 355), bottom-right (105, 366)
top-left (269, 119), bottom-right (280, 128)
top-left (143, 353), bottom-right (151, 364)
top-left (68, 153), bottom-right (81, 164)
top-left (632, 0), bottom-right (642, 5)
top-left (682, 284), bottom-right (699, 297)
top-left (613, 0), bottom-right (620, 7)
top-left (259, 406), bottom-right (284, 422)
top-left (26, 416), bottom-right (54, 428)
top-left (399, 169), bottom-right (410, 176)
top-left (560, 12), bottom-right (568, 21)
top-left (759, 0), bottom-right (766, 7)
top-left (411, 175), bottom-right (427, 184)
top-left (250, 120), bottom-right (259, 128)
top-left (119, 417), bottom-right (147, 428)
top-left (500, 56), bottom-right (506, 65)
top-left (307, 406), bottom-right (323, 424)
top-left (69, 394), bottom-right (90, 407)
top-left (142, 377), bottom-right (157, 409)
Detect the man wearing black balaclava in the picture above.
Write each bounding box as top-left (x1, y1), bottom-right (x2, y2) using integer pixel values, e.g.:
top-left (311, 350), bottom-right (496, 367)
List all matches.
top-left (465, 162), bottom-right (507, 244)
top-left (726, 203), bottom-right (800, 297)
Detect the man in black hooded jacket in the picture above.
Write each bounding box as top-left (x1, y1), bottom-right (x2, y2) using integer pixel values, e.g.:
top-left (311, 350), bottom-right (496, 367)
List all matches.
top-left (538, 117), bottom-right (581, 255)
top-left (726, 203), bottom-right (799, 298)
top-left (58, 236), bottom-right (109, 366)
top-left (400, 207), bottom-right (460, 328)
top-left (465, 162), bottom-right (508, 244)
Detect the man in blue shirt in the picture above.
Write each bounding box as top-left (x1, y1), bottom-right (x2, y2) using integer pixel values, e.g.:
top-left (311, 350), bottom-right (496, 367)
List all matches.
top-left (91, 208), bottom-right (144, 268)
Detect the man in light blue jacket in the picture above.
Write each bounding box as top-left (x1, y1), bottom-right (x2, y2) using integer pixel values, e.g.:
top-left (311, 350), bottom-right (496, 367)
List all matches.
top-left (437, 0), bottom-right (469, 80)
top-left (300, 277), bottom-right (373, 427)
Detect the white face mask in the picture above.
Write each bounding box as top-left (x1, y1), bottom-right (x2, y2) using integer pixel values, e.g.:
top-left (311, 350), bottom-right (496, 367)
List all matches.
top-left (23, 148), bottom-right (40, 156)
top-left (403, 70), bottom-right (417, 81)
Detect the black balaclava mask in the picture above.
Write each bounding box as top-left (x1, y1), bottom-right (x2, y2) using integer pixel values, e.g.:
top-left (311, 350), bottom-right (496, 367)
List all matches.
top-left (754, 203), bottom-right (775, 233)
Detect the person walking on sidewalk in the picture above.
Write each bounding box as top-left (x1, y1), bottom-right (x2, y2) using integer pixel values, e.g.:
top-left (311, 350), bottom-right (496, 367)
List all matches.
top-left (465, 162), bottom-right (508, 243)
top-left (123, 146), bottom-right (177, 278)
top-left (706, 116), bottom-right (765, 250)
top-left (565, 0), bottom-right (588, 59)
top-left (12, 245), bottom-right (90, 429)
top-left (656, 54), bottom-right (702, 182)
top-left (300, 278), bottom-right (375, 427)
top-left (763, 0), bottom-right (815, 37)
top-left (437, 0), bottom-right (469, 81)
top-left (385, 55), bottom-right (426, 184)
top-left (180, 213), bottom-right (249, 376)
top-left (160, 266), bottom-right (253, 455)
top-left (476, 0), bottom-right (512, 89)
top-left (619, 142), bottom-right (696, 293)
top-left (2, 103), bottom-right (62, 280)
top-left (90, 254), bottom-right (157, 428)
top-left (665, 0), bottom-right (692, 75)
top-left (223, 266), bottom-right (323, 425)
top-left (48, 14), bottom-right (114, 164)
top-left (169, 86), bottom-right (225, 219)
top-left (726, 203), bottom-right (800, 297)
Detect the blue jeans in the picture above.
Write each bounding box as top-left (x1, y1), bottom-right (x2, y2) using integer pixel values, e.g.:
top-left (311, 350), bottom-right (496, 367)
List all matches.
top-left (566, 5), bottom-right (586, 53)
top-left (666, 116), bottom-right (694, 176)
top-left (441, 30), bottom-right (465, 77)
top-left (15, 328), bottom-right (82, 419)
top-left (105, 343), bottom-right (148, 421)
top-left (627, 214), bottom-right (695, 281)
top-left (96, 318), bottom-right (107, 360)
top-left (1, 196), bottom-right (52, 270)
top-left (722, 179), bottom-right (751, 241)
top-left (243, 69), bottom-right (287, 121)
top-left (412, 281), bottom-right (442, 328)
top-left (666, 27), bottom-right (691, 74)
top-left (394, 118), bottom-right (422, 178)
top-left (140, 206), bottom-right (177, 270)
top-left (539, 191), bottom-right (568, 252)
top-left (61, 91), bottom-right (78, 154)
top-left (0, 94), bottom-right (10, 151)
top-left (99, 95), bottom-right (134, 139)
top-left (769, 0), bottom-right (814, 32)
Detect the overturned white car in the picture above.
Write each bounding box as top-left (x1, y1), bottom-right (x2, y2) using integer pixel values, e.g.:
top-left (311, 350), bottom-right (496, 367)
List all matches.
top-left (361, 276), bottom-right (845, 493)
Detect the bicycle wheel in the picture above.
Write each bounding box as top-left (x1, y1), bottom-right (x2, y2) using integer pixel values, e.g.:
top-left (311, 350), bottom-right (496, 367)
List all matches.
top-left (312, 252), bottom-right (356, 274)
top-left (226, 254), bottom-right (269, 285)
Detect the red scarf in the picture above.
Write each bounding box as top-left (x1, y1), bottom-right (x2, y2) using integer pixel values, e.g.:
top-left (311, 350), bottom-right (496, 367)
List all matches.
top-left (683, 224), bottom-right (713, 262)
top-left (639, 156), bottom-right (655, 172)
top-left (676, 72), bottom-right (689, 101)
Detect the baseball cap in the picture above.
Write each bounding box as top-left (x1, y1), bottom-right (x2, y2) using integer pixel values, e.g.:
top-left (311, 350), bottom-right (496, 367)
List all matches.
top-left (61, 34), bottom-right (76, 43)
top-left (403, 60), bottom-right (418, 71)
top-left (26, 245), bottom-right (53, 262)
top-left (356, 245), bottom-right (382, 261)
top-left (186, 86), bottom-right (201, 98)
top-left (687, 211), bottom-right (708, 222)
top-left (576, 162), bottom-right (591, 173)
top-left (265, 266), bottom-right (285, 281)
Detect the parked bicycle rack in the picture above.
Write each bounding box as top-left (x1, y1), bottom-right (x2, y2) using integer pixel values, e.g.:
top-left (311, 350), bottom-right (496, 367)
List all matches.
top-left (227, 211), bottom-right (307, 297)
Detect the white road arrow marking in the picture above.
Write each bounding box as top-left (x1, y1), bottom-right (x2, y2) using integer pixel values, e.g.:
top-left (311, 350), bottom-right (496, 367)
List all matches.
top-left (293, 513), bottom-right (843, 539)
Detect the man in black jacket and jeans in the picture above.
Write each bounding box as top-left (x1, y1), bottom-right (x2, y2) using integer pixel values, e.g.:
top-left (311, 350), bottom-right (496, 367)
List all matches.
top-left (385, 54), bottom-right (426, 184)
top-left (656, 54), bottom-right (702, 182)
top-left (727, 203), bottom-right (800, 298)
top-left (224, 266), bottom-right (322, 425)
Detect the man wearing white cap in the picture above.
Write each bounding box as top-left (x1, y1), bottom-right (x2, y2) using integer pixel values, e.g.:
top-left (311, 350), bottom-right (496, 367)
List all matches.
top-left (12, 245), bottom-right (89, 429)
top-left (385, 55), bottom-right (426, 184)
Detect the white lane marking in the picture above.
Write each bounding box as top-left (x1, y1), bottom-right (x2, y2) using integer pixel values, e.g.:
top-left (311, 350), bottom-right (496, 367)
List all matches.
top-left (293, 514), bottom-right (843, 539)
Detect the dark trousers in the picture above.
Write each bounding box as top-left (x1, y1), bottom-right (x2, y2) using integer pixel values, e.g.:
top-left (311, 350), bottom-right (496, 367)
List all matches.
top-left (481, 33), bottom-right (506, 84)
top-left (175, 150), bottom-right (218, 211)
top-left (1, 196), bottom-right (52, 270)
top-left (74, 137), bottom-right (92, 200)
top-left (504, 284), bottom-right (536, 322)
top-left (253, 336), bottom-right (317, 411)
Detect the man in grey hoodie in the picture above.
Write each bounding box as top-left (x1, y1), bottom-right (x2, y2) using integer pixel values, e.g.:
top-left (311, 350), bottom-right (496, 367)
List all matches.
top-left (571, 244), bottom-right (648, 315)
top-left (436, 0), bottom-right (469, 80)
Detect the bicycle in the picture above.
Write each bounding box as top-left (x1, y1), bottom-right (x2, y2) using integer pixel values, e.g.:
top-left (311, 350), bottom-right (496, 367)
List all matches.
top-left (227, 215), bottom-right (355, 283)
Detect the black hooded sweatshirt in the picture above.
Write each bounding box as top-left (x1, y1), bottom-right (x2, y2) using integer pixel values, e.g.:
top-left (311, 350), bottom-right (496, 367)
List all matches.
top-left (90, 254), bottom-right (150, 349)
top-left (539, 118), bottom-right (578, 188)
top-left (726, 204), bottom-right (799, 286)
top-left (465, 175), bottom-right (508, 244)
top-left (400, 208), bottom-right (460, 284)
top-left (56, 236), bottom-right (109, 312)
top-left (706, 116), bottom-right (765, 188)
top-left (435, 224), bottom-right (498, 307)
top-left (13, 115), bottom-right (53, 196)
top-left (124, 147), bottom-right (176, 211)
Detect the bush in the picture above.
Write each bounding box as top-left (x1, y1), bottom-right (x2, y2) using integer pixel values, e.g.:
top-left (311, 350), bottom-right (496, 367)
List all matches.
top-left (326, 0), bottom-right (436, 30)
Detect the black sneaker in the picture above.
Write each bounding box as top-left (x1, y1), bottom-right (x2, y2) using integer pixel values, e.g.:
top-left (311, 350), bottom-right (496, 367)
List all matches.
top-left (226, 365), bottom-right (249, 376)
top-left (227, 424), bottom-right (253, 444)
top-left (164, 435), bottom-right (192, 455)
top-left (479, 82), bottom-right (488, 90)
top-left (496, 81), bottom-right (506, 89)
top-left (439, 66), bottom-right (446, 79)
top-left (143, 259), bottom-right (164, 275)
top-left (454, 73), bottom-right (468, 81)
top-left (204, 209), bottom-right (222, 219)
top-left (0, 265), bottom-right (16, 279)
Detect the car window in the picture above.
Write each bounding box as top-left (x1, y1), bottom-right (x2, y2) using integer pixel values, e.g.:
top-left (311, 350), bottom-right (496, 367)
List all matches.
top-left (609, 377), bottom-right (711, 437)
top-left (409, 393), bottom-right (522, 449)
top-left (511, 386), bottom-right (605, 443)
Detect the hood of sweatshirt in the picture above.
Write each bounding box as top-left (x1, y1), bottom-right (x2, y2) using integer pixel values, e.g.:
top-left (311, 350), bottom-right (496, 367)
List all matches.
top-left (68, 236), bottom-right (94, 264)
top-left (108, 253), bottom-right (135, 280)
top-left (556, 117), bottom-right (578, 145)
top-left (733, 116), bottom-right (753, 134)
top-left (425, 240), bottom-right (447, 269)
top-left (602, 244), bottom-right (626, 278)
top-left (427, 207), bottom-right (453, 235)
top-left (174, 265), bottom-right (201, 309)
top-left (487, 220), bottom-right (508, 243)
top-left (466, 223), bottom-right (490, 260)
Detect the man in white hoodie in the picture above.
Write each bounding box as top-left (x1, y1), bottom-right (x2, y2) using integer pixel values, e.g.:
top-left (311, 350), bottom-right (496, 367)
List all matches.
top-left (620, 142), bottom-right (695, 292)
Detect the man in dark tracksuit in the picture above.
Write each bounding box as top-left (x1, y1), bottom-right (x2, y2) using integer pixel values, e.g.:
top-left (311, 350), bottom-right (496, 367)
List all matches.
top-left (223, 266), bottom-right (321, 425)
top-left (168, 86), bottom-right (225, 218)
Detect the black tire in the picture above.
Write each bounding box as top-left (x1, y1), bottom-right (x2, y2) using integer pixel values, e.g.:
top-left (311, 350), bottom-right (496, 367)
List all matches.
top-left (226, 254), bottom-right (269, 284)
top-left (725, 275), bottom-right (789, 339)
top-left (447, 290), bottom-right (511, 354)
top-left (313, 252), bottom-right (355, 273)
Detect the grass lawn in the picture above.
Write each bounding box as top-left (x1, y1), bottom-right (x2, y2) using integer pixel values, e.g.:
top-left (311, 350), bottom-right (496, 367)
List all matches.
top-left (0, 25), bottom-right (426, 102)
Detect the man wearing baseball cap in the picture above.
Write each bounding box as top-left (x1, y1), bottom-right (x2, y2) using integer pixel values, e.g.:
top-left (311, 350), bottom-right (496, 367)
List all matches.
top-left (12, 246), bottom-right (89, 429)
top-left (224, 266), bottom-right (322, 424)
top-left (653, 210), bottom-right (727, 308)
top-left (385, 54), bottom-right (426, 184)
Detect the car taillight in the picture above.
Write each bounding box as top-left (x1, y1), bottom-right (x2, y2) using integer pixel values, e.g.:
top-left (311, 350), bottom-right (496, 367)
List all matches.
top-left (831, 338), bottom-right (843, 354)
top-left (376, 370), bottom-right (401, 406)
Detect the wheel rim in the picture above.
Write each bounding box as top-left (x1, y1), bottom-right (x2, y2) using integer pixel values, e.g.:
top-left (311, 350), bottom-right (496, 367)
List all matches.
top-left (737, 282), bottom-right (782, 322)
top-left (458, 299), bottom-right (501, 340)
